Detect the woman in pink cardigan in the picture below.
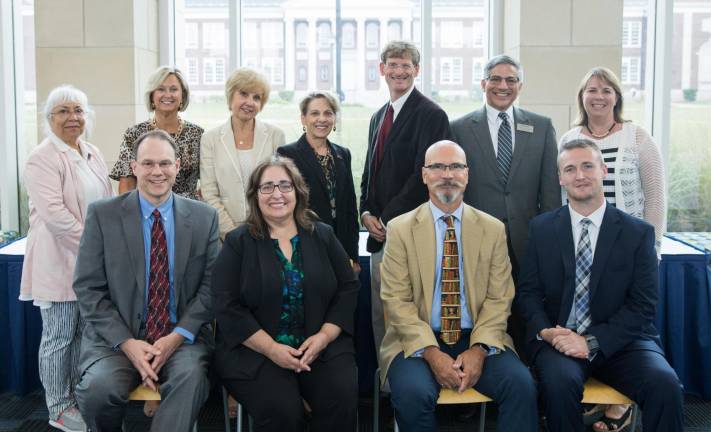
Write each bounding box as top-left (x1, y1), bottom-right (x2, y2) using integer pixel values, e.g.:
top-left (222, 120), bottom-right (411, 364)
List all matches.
top-left (20, 85), bottom-right (112, 432)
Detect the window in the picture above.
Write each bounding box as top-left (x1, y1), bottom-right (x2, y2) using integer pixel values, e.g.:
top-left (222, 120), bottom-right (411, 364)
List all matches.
top-left (342, 21), bottom-right (356, 49)
top-left (440, 57), bottom-right (462, 85)
top-left (243, 21), bottom-right (258, 49)
top-left (367, 65), bottom-right (378, 82)
top-left (440, 21), bottom-right (463, 48)
top-left (472, 58), bottom-right (484, 83)
top-left (318, 21), bottom-right (331, 49)
top-left (298, 66), bottom-right (307, 82)
top-left (185, 22), bottom-right (199, 49)
top-left (203, 22), bottom-right (225, 50)
top-left (261, 21), bottom-right (284, 49)
top-left (412, 19), bottom-right (421, 46)
top-left (472, 21), bottom-right (484, 47)
top-left (203, 58), bottom-right (224, 84)
top-left (186, 58), bottom-right (198, 84)
top-left (621, 56), bottom-right (641, 85)
top-left (295, 21), bottom-right (308, 49)
top-left (388, 20), bottom-right (402, 42)
top-left (622, 20), bottom-right (642, 48)
top-left (366, 21), bottom-right (379, 49)
top-left (262, 57), bottom-right (284, 85)
top-left (319, 64), bottom-right (329, 81)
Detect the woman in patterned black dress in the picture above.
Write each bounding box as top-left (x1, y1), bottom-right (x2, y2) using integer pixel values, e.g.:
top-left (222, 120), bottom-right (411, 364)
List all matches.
top-left (110, 66), bottom-right (203, 199)
top-left (277, 92), bottom-right (360, 272)
top-left (212, 156), bottom-right (359, 432)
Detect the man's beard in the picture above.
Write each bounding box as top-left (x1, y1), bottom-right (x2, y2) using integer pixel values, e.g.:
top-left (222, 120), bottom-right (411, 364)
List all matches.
top-left (434, 180), bottom-right (464, 204)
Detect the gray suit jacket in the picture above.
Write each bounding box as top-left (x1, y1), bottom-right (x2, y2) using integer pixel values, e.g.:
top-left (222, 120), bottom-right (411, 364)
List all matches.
top-left (73, 191), bottom-right (220, 373)
top-left (451, 106), bottom-right (560, 265)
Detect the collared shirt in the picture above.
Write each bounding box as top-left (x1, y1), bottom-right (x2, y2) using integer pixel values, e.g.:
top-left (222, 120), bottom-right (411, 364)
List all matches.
top-left (138, 192), bottom-right (194, 343)
top-left (429, 201), bottom-right (473, 331)
top-left (564, 201), bottom-right (607, 329)
top-left (390, 84), bottom-right (416, 122)
top-left (485, 103), bottom-right (516, 157)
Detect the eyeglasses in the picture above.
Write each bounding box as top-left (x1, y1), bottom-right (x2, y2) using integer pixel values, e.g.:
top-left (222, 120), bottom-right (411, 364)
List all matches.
top-left (486, 76), bottom-right (520, 86)
top-left (138, 160), bottom-right (176, 170)
top-left (50, 107), bottom-right (85, 119)
top-left (423, 163), bottom-right (468, 173)
top-left (258, 181), bottom-right (294, 194)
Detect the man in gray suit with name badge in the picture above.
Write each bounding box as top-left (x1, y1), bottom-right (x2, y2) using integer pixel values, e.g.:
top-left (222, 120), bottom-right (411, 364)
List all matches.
top-left (451, 55), bottom-right (560, 356)
top-left (74, 130), bottom-right (219, 432)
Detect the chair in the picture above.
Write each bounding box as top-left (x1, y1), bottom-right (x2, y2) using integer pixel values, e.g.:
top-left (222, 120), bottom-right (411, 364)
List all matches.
top-left (373, 368), bottom-right (490, 432)
top-left (222, 386), bottom-right (252, 432)
top-left (581, 377), bottom-right (639, 429)
top-left (125, 385), bottom-right (198, 432)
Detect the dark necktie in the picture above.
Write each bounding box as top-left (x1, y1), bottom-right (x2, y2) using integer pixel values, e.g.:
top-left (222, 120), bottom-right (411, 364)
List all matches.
top-left (574, 218), bottom-right (593, 334)
top-left (373, 104), bottom-right (394, 175)
top-left (440, 215), bottom-right (461, 345)
top-left (497, 112), bottom-right (513, 182)
top-left (146, 209), bottom-right (170, 343)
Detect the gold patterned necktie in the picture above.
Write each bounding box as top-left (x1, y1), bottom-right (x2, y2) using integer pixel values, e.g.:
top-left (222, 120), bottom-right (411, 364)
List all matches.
top-left (440, 215), bottom-right (461, 345)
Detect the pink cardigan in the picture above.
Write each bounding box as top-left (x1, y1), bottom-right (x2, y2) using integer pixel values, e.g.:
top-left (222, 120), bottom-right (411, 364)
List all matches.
top-left (20, 135), bottom-right (113, 302)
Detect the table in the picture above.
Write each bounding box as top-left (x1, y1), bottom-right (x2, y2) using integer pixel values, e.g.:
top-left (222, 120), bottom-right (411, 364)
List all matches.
top-left (656, 237), bottom-right (711, 399)
top-left (0, 237), bottom-right (42, 395)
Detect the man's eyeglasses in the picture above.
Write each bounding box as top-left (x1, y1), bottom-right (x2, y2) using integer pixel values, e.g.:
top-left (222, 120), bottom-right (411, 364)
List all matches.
top-left (423, 163), bottom-right (468, 173)
top-left (486, 76), bottom-right (520, 86)
top-left (258, 181), bottom-right (294, 194)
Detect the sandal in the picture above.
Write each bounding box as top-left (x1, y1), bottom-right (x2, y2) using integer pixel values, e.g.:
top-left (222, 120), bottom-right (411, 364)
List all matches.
top-left (592, 405), bottom-right (632, 431)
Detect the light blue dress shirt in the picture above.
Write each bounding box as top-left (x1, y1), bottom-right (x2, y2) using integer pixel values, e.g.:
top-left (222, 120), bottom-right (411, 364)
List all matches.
top-left (429, 201), bottom-right (473, 331)
top-left (138, 193), bottom-right (194, 343)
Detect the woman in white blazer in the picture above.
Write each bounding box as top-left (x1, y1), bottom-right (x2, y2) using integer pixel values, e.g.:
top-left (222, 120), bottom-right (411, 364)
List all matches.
top-left (200, 68), bottom-right (286, 240)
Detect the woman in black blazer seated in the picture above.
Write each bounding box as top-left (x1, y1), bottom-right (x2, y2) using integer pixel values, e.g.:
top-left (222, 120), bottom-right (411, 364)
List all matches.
top-left (212, 156), bottom-right (359, 432)
top-left (276, 92), bottom-right (360, 272)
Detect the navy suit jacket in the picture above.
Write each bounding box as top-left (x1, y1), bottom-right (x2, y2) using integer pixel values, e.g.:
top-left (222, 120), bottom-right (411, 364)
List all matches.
top-left (515, 204), bottom-right (663, 361)
top-left (359, 87), bottom-right (450, 253)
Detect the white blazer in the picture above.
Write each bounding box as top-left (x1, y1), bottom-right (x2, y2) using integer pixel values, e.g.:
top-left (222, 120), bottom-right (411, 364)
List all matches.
top-left (200, 117), bottom-right (285, 238)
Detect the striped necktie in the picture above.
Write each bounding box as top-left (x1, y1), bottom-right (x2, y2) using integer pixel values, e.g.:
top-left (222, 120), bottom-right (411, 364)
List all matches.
top-left (146, 209), bottom-right (171, 343)
top-left (574, 218), bottom-right (593, 334)
top-left (497, 112), bottom-right (513, 182)
top-left (440, 215), bottom-right (461, 345)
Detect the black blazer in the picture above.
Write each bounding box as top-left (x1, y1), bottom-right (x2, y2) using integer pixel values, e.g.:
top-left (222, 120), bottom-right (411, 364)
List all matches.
top-left (515, 204), bottom-right (663, 361)
top-left (212, 222), bottom-right (359, 380)
top-left (277, 135), bottom-right (359, 261)
top-left (359, 87), bottom-right (451, 253)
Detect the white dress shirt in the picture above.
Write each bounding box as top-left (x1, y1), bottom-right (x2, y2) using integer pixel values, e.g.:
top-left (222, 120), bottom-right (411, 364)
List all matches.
top-left (485, 103), bottom-right (516, 157)
top-left (390, 84), bottom-right (415, 122)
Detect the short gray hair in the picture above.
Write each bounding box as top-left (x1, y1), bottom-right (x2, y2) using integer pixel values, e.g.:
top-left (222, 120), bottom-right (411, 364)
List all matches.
top-left (557, 138), bottom-right (604, 168)
top-left (132, 129), bottom-right (179, 160)
top-left (483, 55), bottom-right (524, 83)
top-left (380, 41), bottom-right (420, 67)
top-left (42, 85), bottom-right (93, 137)
top-left (144, 66), bottom-right (191, 112)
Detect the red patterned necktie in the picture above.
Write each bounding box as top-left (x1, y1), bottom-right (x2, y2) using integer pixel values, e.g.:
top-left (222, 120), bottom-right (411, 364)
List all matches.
top-left (440, 215), bottom-right (461, 345)
top-left (146, 209), bottom-right (170, 344)
top-left (373, 104), bottom-right (394, 176)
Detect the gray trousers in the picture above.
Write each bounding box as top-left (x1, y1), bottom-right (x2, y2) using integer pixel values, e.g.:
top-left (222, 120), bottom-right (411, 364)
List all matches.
top-left (39, 301), bottom-right (82, 419)
top-left (75, 341), bottom-right (211, 432)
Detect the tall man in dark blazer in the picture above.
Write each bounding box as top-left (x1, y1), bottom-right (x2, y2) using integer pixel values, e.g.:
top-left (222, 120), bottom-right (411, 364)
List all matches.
top-left (360, 41), bottom-right (451, 352)
top-left (73, 130), bottom-right (220, 432)
top-left (515, 139), bottom-right (683, 432)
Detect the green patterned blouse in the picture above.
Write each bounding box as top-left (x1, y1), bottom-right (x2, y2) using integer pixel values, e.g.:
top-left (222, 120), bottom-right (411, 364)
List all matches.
top-left (273, 236), bottom-right (305, 348)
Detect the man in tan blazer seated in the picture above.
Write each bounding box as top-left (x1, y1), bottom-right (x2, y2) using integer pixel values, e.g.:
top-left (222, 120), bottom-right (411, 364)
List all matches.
top-left (379, 140), bottom-right (537, 431)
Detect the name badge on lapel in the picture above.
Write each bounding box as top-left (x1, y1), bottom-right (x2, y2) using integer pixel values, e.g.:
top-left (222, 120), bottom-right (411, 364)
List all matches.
top-left (516, 123), bottom-right (533, 133)
top-left (516, 123), bottom-right (534, 133)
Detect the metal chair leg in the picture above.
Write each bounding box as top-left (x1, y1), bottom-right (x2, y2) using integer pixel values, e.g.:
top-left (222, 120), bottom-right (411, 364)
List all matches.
top-left (373, 368), bottom-right (381, 432)
top-left (222, 386), bottom-right (231, 432)
top-left (479, 402), bottom-right (487, 432)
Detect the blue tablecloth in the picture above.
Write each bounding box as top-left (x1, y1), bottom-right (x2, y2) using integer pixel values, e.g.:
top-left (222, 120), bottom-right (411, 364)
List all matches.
top-left (656, 241), bottom-right (711, 399)
top-left (0, 240), bottom-right (42, 396)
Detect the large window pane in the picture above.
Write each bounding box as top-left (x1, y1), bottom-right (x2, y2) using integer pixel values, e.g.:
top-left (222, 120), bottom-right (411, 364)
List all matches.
top-left (175, 0), bottom-right (230, 131)
top-left (432, 1), bottom-right (488, 121)
top-left (19, 0), bottom-right (36, 233)
top-left (622, 0), bottom-right (650, 127)
top-left (667, 0), bottom-right (711, 231)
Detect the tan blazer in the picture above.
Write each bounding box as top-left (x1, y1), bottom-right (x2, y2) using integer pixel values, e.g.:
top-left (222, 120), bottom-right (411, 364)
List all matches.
top-left (200, 117), bottom-right (285, 239)
top-left (379, 202), bottom-right (515, 382)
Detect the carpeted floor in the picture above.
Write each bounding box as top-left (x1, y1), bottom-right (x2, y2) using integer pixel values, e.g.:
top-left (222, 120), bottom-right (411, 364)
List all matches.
top-left (1, 390), bottom-right (709, 431)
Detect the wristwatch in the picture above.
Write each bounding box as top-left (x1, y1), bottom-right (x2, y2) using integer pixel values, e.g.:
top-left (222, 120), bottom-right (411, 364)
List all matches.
top-left (585, 334), bottom-right (599, 360)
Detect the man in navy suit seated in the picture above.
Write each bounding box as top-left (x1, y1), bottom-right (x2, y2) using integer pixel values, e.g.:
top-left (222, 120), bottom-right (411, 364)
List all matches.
top-left (515, 138), bottom-right (683, 432)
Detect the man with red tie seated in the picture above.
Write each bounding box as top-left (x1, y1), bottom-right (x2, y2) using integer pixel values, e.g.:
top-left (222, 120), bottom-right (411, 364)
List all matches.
top-left (515, 139), bottom-right (683, 432)
top-left (379, 141), bottom-right (537, 431)
top-left (360, 41), bottom-right (451, 354)
top-left (73, 130), bottom-right (220, 432)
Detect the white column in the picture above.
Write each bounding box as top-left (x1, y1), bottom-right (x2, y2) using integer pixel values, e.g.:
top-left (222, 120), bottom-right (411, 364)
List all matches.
top-left (681, 12), bottom-right (693, 90)
top-left (0, 0), bottom-right (20, 231)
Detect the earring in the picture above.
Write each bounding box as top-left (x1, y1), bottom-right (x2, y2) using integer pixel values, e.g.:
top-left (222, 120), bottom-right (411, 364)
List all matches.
top-left (150, 102), bottom-right (155, 110)
top-left (303, 126), bottom-right (306, 132)
top-left (333, 126), bottom-right (337, 132)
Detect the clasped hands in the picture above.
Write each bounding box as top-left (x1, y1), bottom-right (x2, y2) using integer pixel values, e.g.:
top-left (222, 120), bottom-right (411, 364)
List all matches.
top-left (540, 325), bottom-right (589, 359)
top-left (120, 332), bottom-right (185, 391)
top-left (423, 345), bottom-right (487, 393)
top-left (267, 331), bottom-right (331, 373)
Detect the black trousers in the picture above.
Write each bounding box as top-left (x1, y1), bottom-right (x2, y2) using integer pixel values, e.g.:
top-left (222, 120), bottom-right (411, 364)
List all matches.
top-left (223, 352), bottom-right (358, 432)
